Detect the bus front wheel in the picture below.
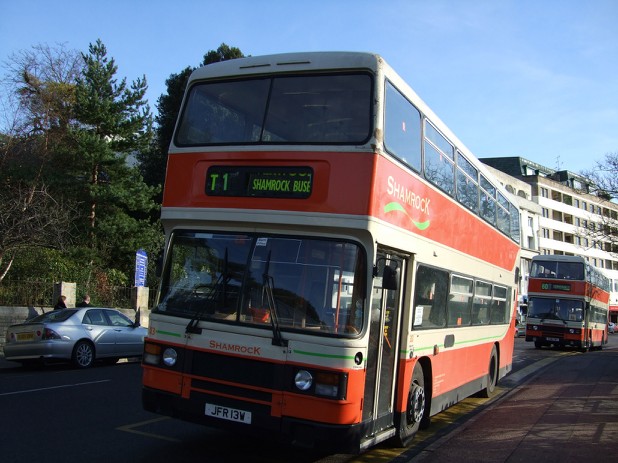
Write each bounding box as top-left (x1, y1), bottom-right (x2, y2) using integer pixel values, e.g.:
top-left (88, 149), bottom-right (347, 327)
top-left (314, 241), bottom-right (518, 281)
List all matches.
top-left (395, 361), bottom-right (430, 447)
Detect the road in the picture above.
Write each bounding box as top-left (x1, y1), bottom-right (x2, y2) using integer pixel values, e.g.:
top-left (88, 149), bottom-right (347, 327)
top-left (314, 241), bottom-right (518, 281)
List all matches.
top-left (0, 336), bottom-right (609, 462)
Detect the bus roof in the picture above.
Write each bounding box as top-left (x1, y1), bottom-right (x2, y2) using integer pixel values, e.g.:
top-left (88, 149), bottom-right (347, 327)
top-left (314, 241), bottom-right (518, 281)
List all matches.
top-left (532, 255), bottom-right (587, 264)
top-left (188, 51), bottom-right (383, 80)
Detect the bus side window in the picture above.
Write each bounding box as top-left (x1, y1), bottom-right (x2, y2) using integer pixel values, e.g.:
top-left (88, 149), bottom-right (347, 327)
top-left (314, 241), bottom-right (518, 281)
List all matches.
top-left (447, 275), bottom-right (473, 327)
top-left (413, 265), bottom-right (447, 329)
top-left (384, 82), bottom-right (422, 172)
top-left (472, 280), bottom-right (492, 325)
top-left (489, 286), bottom-right (509, 324)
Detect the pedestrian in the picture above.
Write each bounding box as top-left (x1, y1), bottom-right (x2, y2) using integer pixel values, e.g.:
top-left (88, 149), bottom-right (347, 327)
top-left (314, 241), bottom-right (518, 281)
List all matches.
top-left (77, 294), bottom-right (92, 307)
top-left (54, 295), bottom-right (67, 310)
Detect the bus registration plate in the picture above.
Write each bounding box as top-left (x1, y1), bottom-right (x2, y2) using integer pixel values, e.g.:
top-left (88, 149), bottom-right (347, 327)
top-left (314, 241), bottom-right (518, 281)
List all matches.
top-left (546, 337), bottom-right (560, 342)
top-left (205, 403), bottom-right (252, 424)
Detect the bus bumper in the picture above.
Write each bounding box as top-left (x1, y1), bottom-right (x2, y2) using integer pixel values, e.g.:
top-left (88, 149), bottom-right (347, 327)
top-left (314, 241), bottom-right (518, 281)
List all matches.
top-left (142, 386), bottom-right (364, 453)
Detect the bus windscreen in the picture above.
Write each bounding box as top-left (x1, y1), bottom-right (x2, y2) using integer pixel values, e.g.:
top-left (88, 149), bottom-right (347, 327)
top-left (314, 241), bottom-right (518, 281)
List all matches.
top-left (175, 73), bottom-right (372, 146)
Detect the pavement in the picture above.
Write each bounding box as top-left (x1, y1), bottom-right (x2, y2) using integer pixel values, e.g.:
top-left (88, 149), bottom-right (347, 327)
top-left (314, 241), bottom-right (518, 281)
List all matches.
top-left (409, 346), bottom-right (618, 462)
top-left (2, 347), bottom-right (617, 463)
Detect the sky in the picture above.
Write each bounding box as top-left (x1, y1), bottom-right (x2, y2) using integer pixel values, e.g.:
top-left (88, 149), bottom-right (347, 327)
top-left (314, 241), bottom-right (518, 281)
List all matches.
top-left (1, 0), bottom-right (617, 174)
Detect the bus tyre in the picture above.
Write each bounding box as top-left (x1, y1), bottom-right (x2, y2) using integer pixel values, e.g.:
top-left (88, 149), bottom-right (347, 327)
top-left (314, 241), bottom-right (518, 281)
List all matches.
top-left (396, 362), bottom-right (429, 447)
top-left (478, 345), bottom-right (498, 398)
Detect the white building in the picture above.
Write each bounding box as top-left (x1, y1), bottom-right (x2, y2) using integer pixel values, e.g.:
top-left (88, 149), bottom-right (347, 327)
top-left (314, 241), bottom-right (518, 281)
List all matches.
top-left (482, 157), bottom-right (618, 323)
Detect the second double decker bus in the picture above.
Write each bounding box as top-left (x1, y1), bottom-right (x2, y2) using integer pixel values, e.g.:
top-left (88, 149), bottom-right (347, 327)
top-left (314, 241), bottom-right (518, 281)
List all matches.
top-left (526, 255), bottom-right (609, 351)
top-left (141, 52), bottom-right (521, 453)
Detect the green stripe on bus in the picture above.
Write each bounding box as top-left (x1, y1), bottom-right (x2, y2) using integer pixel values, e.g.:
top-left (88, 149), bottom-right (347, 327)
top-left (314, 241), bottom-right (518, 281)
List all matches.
top-left (158, 330), bottom-right (182, 338)
top-left (384, 202), bottom-right (430, 230)
top-left (293, 349), bottom-right (356, 360)
top-left (410, 331), bottom-right (507, 354)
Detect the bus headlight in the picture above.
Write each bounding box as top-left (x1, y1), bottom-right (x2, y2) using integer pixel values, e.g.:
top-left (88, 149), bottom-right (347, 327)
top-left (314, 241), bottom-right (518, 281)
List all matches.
top-left (162, 348), bottom-right (178, 366)
top-left (294, 370), bottom-right (313, 391)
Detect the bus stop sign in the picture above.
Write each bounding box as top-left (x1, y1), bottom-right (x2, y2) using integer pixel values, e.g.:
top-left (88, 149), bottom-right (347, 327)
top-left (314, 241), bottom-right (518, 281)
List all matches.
top-left (134, 249), bottom-right (148, 287)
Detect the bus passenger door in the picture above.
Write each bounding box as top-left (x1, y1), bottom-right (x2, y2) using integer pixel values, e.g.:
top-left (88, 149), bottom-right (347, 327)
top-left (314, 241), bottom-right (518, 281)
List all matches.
top-left (363, 250), bottom-right (407, 438)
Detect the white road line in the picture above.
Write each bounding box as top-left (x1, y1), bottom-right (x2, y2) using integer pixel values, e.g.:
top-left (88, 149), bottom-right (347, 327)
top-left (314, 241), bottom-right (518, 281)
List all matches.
top-left (0, 380), bottom-right (110, 396)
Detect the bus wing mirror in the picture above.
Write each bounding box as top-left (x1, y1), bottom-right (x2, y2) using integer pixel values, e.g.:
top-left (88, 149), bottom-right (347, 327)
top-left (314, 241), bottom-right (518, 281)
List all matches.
top-left (382, 266), bottom-right (398, 291)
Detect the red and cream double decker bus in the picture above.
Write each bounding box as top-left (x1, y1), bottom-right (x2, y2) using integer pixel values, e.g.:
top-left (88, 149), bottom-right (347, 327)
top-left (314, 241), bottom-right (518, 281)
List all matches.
top-left (526, 255), bottom-right (609, 351)
top-left (141, 52), bottom-right (521, 453)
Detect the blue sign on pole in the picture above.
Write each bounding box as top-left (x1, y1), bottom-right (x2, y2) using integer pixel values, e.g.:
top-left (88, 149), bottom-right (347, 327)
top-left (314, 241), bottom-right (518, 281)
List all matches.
top-left (134, 249), bottom-right (148, 287)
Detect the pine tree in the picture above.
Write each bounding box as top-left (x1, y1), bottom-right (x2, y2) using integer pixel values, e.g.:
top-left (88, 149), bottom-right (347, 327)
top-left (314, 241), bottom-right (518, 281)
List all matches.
top-left (69, 39), bottom-right (160, 280)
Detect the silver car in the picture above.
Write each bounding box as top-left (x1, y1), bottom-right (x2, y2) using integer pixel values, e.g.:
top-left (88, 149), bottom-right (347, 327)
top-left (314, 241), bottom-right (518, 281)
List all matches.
top-left (3, 308), bottom-right (147, 368)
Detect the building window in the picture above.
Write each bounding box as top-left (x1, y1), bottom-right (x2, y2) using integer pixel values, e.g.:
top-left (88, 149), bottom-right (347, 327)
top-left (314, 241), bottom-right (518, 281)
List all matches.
top-left (542, 208), bottom-right (549, 218)
top-left (541, 187), bottom-right (549, 198)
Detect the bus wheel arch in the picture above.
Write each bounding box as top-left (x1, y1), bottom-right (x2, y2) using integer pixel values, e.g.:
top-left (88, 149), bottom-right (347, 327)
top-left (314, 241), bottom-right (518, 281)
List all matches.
top-left (394, 358), bottom-right (432, 447)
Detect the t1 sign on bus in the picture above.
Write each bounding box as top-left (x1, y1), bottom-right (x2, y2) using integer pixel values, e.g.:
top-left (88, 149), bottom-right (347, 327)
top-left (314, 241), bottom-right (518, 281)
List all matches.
top-left (135, 249), bottom-right (148, 287)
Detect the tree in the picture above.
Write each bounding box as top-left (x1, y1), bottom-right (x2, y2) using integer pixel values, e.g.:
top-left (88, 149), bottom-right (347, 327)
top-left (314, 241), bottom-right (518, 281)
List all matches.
top-left (579, 152), bottom-right (618, 255)
top-left (138, 66), bottom-right (192, 192)
top-left (65, 39), bottom-right (160, 282)
top-left (0, 43), bottom-right (82, 281)
top-left (0, 183), bottom-right (76, 281)
top-left (138, 43), bottom-right (245, 194)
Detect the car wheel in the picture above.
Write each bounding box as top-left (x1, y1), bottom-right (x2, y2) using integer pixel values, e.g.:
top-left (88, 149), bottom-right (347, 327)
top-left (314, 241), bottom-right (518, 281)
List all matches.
top-left (72, 340), bottom-right (95, 368)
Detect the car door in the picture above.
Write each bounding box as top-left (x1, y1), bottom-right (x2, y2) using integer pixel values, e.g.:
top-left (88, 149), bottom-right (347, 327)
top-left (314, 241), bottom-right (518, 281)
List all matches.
top-left (82, 309), bottom-right (116, 356)
top-left (103, 309), bottom-right (144, 357)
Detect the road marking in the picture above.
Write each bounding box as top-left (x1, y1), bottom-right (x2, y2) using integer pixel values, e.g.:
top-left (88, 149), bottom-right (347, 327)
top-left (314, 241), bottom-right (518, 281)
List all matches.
top-left (117, 417), bottom-right (181, 442)
top-left (505, 355), bottom-right (563, 384)
top-left (0, 380), bottom-right (110, 396)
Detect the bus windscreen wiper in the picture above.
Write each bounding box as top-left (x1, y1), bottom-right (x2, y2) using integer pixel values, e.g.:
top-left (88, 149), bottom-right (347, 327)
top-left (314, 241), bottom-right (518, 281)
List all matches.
top-left (186, 249), bottom-right (230, 334)
top-left (263, 252), bottom-right (287, 347)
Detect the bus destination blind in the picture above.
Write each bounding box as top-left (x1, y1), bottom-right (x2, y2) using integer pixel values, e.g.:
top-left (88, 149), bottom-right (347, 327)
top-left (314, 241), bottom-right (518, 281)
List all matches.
top-left (205, 166), bottom-right (313, 199)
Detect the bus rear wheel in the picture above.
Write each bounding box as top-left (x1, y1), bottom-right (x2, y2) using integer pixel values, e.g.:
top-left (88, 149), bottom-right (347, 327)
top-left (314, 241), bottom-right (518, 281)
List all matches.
top-left (395, 361), bottom-right (430, 447)
top-left (477, 345), bottom-right (498, 398)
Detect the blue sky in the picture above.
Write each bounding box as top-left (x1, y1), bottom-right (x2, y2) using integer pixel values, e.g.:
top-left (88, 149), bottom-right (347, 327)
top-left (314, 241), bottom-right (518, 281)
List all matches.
top-left (1, 0), bottom-right (617, 173)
